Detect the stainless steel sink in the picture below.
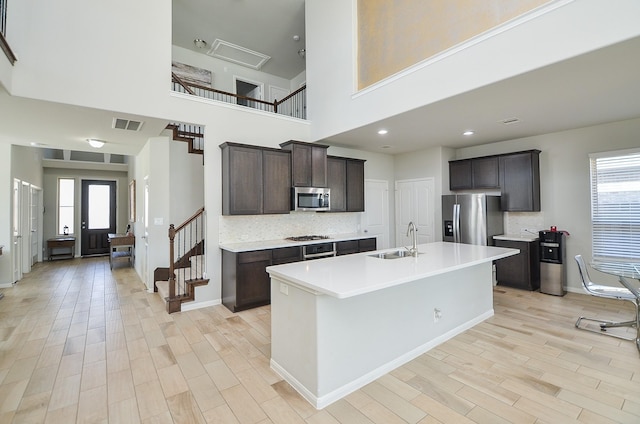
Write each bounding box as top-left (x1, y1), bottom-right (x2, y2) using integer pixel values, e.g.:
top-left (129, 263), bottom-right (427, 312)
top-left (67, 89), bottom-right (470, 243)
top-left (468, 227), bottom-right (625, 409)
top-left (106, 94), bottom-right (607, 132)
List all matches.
top-left (369, 249), bottom-right (418, 259)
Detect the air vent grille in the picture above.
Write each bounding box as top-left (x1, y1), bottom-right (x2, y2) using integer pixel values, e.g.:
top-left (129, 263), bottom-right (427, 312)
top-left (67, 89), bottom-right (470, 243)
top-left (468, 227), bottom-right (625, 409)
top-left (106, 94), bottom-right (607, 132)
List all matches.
top-left (113, 118), bottom-right (143, 131)
top-left (500, 117), bottom-right (521, 125)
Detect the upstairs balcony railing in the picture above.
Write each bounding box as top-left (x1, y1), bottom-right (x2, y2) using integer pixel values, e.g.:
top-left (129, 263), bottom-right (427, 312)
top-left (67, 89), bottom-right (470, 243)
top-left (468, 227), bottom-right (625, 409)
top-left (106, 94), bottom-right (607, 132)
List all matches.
top-left (171, 72), bottom-right (306, 120)
top-left (0, 0), bottom-right (17, 64)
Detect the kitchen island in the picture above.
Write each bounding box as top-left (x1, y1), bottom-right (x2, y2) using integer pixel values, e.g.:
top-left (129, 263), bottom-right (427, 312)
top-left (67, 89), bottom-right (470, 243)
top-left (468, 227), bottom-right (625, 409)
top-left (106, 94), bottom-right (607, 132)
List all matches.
top-left (266, 241), bottom-right (518, 409)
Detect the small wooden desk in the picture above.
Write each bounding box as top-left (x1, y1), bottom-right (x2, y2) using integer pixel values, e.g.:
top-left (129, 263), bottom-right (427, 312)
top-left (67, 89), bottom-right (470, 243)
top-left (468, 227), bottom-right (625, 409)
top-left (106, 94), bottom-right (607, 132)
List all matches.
top-left (109, 234), bottom-right (136, 269)
top-left (108, 233), bottom-right (135, 269)
top-left (47, 237), bottom-right (76, 260)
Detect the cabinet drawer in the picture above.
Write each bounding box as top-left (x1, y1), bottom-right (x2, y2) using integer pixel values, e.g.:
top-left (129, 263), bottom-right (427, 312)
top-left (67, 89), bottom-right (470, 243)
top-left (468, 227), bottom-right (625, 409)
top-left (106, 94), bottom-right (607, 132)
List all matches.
top-left (48, 240), bottom-right (74, 248)
top-left (238, 250), bottom-right (271, 264)
top-left (359, 238), bottom-right (377, 252)
top-left (272, 246), bottom-right (302, 264)
top-left (336, 240), bottom-right (358, 255)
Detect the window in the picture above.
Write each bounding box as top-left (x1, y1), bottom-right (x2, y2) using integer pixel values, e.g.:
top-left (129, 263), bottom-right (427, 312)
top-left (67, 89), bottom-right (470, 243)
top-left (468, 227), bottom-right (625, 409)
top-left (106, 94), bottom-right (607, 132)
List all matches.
top-left (590, 150), bottom-right (640, 266)
top-left (58, 178), bottom-right (75, 235)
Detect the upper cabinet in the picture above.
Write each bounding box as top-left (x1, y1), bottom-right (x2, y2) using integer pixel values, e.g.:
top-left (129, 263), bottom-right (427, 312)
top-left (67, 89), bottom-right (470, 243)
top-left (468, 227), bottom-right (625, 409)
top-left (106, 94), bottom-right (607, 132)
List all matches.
top-left (220, 143), bottom-right (291, 215)
top-left (327, 156), bottom-right (366, 212)
top-left (449, 150), bottom-right (540, 212)
top-left (280, 141), bottom-right (329, 187)
top-left (499, 150), bottom-right (541, 212)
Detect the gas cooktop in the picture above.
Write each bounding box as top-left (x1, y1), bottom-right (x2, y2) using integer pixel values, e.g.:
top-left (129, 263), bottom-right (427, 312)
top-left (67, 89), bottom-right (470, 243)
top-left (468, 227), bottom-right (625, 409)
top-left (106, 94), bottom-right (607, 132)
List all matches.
top-left (286, 235), bottom-right (330, 242)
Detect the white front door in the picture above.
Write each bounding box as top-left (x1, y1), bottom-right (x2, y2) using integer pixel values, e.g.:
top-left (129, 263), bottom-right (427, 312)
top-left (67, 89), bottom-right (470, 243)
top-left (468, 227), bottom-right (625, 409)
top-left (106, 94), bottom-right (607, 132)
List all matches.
top-left (362, 179), bottom-right (390, 249)
top-left (395, 178), bottom-right (435, 248)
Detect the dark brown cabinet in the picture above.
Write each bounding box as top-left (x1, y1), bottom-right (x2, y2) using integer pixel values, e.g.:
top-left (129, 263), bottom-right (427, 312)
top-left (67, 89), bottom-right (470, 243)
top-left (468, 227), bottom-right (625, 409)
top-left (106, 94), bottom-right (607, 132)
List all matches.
top-left (280, 140), bottom-right (329, 187)
top-left (220, 142), bottom-right (291, 215)
top-left (336, 237), bottom-right (377, 255)
top-left (448, 150), bottom-right (540, 212)
top-left (499, 150), bottom-right (540, 212)
top-left (327, 156), bottom-right (366, 212)
top-left (495, 239), bottom-right (540, 291)
top-left (222, 250), bottom-right (272, 312)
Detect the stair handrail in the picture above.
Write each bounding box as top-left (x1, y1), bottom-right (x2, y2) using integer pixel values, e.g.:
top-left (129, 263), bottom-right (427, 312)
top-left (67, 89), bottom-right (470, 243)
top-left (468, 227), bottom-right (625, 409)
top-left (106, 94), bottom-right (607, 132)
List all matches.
top-left (171, 73), bottom-right (275, 109)
top-left (168, 207), bottom-right (205, 302)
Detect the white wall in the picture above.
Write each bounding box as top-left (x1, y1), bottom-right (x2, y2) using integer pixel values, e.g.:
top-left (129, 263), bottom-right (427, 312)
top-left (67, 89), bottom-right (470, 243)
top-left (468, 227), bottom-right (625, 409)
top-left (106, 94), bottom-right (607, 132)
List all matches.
top-left (172, 45), bottom-right (294, 100)
top-left (8, 0), bottom-right (171, 115)
top-left (0, 143), bottom-right (12, 285)
top-left (42, 167), bottom-right (129, 250)
top-left (169, 140), bottom-right (204, 225)
top-left (450, 117), bottom-right (640, 292)
top-left (305, 0), bottom-right (640, 143)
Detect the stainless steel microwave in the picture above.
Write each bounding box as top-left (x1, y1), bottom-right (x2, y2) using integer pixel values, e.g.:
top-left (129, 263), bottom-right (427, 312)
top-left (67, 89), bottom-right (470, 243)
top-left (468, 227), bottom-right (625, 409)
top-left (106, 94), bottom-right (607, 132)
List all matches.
top-left (292, 187), bottom-right (330, 212)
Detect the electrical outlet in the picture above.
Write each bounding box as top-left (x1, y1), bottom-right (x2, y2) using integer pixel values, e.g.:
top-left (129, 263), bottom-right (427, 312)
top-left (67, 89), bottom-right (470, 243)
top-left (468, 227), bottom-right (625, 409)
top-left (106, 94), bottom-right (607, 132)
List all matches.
top-left (434, 308), bottom-right (442, 323)
top-left (280, 283), bottom-right (289, 296)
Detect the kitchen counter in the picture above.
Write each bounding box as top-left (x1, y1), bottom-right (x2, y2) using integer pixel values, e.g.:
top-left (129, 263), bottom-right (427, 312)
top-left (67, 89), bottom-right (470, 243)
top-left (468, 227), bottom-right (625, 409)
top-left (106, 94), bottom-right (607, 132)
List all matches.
top-left (494, 234), bottom-right (539, 242)
top-left (267, 241), bottom-right (516, 298)
top-left (219, 232), bottom-right (376, 252)
top-left (267, 241), bottom-right (518, 409)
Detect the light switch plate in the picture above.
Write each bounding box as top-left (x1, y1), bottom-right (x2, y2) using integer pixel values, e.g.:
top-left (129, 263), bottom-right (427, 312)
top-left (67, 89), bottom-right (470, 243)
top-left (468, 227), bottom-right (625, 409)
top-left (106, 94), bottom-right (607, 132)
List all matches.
top-left (154, 218), bottom-right (164, 225)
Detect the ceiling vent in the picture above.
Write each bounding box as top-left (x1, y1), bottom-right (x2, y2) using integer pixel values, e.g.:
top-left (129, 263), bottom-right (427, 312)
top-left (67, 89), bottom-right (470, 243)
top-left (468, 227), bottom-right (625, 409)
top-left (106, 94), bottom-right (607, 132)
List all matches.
top-left (500, 117), bottom-right (521, 125)
top-left (113, 118), bottom-right (143, 131)
top-left (207, 39), bottom-right (270, 70)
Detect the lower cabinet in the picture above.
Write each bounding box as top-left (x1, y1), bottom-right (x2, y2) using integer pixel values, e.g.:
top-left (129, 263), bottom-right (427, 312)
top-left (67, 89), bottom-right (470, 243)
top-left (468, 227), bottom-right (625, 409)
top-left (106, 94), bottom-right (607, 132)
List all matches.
top-left (222, 237), bottom-right (376, 311)
top-left (495, 239), bottom-right (540, 291)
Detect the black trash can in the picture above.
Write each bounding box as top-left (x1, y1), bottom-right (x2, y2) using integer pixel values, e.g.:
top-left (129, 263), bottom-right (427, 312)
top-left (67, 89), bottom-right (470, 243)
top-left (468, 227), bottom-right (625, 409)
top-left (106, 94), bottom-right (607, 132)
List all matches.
top-left (539, 230), bottom-right (566, 296)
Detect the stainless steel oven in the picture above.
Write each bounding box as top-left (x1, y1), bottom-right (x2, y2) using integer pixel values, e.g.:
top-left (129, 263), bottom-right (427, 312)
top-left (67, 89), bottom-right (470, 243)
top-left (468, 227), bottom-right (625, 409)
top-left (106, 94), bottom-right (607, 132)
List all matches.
top-left (302, 242), bottom-right (336, 260)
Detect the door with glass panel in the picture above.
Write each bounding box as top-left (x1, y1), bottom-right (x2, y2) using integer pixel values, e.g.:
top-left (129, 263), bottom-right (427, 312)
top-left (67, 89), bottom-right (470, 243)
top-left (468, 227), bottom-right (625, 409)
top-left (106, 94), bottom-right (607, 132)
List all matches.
top-left (81, 180), bottom-right (117, 256)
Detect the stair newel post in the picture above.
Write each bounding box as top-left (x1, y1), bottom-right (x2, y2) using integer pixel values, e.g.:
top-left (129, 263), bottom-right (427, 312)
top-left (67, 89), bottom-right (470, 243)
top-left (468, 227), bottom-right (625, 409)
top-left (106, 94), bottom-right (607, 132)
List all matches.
top-left (166, 224), bottom-right (180, 313)
top-left (274, 99), bottom-right (279, 114)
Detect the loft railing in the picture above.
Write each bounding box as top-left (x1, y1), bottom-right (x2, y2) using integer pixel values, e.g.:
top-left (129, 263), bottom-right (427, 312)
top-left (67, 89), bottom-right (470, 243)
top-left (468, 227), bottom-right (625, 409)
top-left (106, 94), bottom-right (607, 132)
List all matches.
top-left (166, 207), bottom-right (206, 313)
top-left (167, 122), bottom-right (204, 153)
top-left (171, 72), bottom-right (307, 120)
top-left (0, 0), bottom-right (17, 64)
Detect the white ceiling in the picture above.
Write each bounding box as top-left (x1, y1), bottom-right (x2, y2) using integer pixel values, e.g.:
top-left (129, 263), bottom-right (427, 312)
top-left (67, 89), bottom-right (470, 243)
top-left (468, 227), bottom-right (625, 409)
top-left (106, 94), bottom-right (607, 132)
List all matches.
top-left (324, 35), bottom-right (640, 154)
top-left (172, 0), bottom-right (307, 80)
top-left (3, 3), bottom-right (640, 158)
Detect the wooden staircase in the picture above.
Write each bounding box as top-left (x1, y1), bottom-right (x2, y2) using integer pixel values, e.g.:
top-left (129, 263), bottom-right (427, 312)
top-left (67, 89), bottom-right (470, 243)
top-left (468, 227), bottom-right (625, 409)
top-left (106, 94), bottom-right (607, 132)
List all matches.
top-left (154, 207), bottom-right (208, 313)
top-left (166, 123), bottom-right (204, 155)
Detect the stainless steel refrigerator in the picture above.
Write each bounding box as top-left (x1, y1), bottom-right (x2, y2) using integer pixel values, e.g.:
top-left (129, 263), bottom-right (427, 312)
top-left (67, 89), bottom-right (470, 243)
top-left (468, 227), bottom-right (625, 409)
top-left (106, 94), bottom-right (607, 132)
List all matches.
top-left (442, 194), bottom-right (503, 245)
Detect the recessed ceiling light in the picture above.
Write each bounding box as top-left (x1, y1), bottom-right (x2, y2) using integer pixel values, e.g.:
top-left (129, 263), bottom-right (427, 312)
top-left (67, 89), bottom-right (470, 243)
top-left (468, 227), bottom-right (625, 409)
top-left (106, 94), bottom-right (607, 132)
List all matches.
top-left (381, 145), bottom-right (391, 149)
top-left (87, 139), bottom-right (105, 148)
top-left (463, 130), bottom-right (475, 136)
top-left (377, 129), bottom-right (388, 135)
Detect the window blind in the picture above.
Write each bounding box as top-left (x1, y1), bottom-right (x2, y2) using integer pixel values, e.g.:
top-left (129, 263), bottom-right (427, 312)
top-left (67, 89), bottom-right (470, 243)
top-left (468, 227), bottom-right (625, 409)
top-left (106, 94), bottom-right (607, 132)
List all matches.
top-left (590, 151), bottom-right (640, 268)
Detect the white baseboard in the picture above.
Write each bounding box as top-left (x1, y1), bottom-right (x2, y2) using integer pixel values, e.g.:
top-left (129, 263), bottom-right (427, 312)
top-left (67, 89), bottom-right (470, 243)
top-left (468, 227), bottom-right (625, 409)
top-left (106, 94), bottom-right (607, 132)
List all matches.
top-left (271, 309), bottom-right (494, 410)
top-left (180, 298), bottom-right (221, 312)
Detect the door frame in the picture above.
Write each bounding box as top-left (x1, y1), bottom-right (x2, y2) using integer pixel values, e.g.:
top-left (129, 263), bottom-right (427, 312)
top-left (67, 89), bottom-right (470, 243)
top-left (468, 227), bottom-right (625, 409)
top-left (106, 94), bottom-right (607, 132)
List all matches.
top-left (233, 75), bottom-right (264, 108)
top-left (80, 179), bottom-right (117, 256)
top-left (13, 179), bottom-right (22, 283)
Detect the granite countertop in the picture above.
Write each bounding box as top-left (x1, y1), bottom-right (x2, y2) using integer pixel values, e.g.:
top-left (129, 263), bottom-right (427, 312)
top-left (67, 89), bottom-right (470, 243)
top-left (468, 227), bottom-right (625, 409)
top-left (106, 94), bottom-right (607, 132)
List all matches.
top-left (219, 232), bottom-right (378, 253)
top-left (493, 234), bottom-right (539, 242)
top-left (266, 241), bottom-right (518, 299)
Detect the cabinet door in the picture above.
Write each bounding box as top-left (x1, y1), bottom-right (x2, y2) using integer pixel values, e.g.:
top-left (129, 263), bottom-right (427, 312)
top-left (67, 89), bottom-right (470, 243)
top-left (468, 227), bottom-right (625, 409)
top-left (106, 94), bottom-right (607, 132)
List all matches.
top-left (346, 159), bottom-right (365, 212)
top-left (495, 240), bottom-right (530, 290)
top-left (290, 143), bottom-right (312, 187)
top-left (500, 151), bottom-right (540, 211)
top-left (472, 156), bottom-right (499, 189)
top-left (449, 160), bottom-right (472, 190)
top-left (263, 150), bottom-right (291, 214)
top-left (336, 240), bottom-right (358, 256)
top-left (236, 251), bottom-right (272, 308)
top-left (223, 145), bottom-right (263, 215)
top-left (311, 146), bottom-right (328, 187)
top-left (327, 157), bottom-right (347, 212)
top-left (272, 246), bottom-right (302, 264)
top-left (358, 238), bottom-right (377, 252)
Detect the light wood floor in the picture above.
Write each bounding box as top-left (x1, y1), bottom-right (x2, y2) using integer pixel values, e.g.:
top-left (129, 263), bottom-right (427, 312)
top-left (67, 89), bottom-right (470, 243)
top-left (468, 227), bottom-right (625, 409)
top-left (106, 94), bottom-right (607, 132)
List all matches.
top-left (0, 257), bottom-right (639, 423)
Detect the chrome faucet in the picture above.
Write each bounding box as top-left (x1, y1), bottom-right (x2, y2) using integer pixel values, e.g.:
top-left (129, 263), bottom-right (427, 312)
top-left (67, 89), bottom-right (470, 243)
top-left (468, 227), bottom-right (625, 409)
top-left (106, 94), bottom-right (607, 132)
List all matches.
top-left (406, 221), bottom-right (418, 257)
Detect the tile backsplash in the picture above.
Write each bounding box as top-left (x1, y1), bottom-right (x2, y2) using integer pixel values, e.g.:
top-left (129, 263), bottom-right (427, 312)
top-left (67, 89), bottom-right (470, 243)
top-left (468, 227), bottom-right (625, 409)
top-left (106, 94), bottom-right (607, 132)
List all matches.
top-left (504, 212), bottom-right (545, 236)
top-left (219, 213), bottom-right (362, 244)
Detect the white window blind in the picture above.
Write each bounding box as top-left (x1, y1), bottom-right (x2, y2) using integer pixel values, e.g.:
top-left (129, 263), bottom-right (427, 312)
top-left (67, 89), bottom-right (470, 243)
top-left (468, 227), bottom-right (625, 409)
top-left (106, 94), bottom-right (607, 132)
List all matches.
top-left (590, 151), bottom-right (640, 267)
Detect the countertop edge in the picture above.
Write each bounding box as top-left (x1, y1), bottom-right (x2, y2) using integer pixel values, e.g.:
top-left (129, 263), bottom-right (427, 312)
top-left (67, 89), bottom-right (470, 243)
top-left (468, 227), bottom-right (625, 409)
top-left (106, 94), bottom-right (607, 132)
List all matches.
top-left (219, 233), bottom-right (378, 252)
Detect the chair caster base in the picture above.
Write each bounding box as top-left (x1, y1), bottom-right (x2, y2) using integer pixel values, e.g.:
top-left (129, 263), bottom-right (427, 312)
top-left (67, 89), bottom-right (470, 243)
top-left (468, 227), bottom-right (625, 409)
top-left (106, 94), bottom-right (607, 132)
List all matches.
top-left (575, 316), bottom-right (637, 342)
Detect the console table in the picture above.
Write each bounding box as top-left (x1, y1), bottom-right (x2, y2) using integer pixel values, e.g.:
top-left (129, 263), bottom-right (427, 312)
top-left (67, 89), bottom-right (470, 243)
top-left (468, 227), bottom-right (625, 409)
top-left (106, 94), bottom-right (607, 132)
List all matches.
top-left (108, 233), bottom-right (135, 269)
top-left (47, 237), bottom-right (76, 261)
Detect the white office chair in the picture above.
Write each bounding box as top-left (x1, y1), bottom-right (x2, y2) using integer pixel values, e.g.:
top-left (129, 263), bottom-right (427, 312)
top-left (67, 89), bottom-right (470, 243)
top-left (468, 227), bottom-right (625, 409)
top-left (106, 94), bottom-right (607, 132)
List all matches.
top-left (574, 255), bottom-right (639, 351)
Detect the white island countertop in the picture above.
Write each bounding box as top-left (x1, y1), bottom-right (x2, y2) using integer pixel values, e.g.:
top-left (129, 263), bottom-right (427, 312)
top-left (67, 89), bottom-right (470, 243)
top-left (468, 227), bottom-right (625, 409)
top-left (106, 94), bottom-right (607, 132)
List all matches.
top-left (267, 241), bottom-right (518, 299)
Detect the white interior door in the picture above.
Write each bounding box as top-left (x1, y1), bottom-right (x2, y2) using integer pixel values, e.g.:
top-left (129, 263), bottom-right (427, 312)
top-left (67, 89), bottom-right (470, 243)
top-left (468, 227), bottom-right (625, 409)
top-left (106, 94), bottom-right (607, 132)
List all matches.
top-left (21, 181), bottom-right (31, 273)
top-left (395, 178), bottom-right (435, 248)
top-left (362, 179), bottom-right (390, 249)
top-left (270, 86), bottom-right (291, 115)
top-left (30, 186), bottom-right (43, 265)
top-left (13, 179), bottom-right (22, 283)
top-left (142, 176), bottom-right (150, 290)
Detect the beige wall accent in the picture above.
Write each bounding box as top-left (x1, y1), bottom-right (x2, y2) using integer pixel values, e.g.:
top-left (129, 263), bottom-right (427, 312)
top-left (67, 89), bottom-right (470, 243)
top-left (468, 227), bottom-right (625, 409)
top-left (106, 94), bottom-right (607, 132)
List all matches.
top-left (358, 0), bottom-right (552, 89)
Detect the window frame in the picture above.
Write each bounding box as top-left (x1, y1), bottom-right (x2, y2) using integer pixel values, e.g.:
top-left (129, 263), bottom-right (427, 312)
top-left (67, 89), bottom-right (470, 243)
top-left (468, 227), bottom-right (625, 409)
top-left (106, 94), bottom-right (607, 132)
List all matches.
top-left (57, 177), bottom-right (75, 236)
